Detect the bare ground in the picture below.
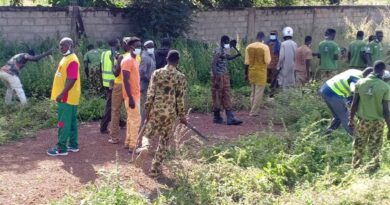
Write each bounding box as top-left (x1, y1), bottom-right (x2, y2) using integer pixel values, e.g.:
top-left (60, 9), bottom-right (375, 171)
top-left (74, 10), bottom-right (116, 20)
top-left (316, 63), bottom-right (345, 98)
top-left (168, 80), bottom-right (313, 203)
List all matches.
top-left (0, 110), bottom-right (282, 205)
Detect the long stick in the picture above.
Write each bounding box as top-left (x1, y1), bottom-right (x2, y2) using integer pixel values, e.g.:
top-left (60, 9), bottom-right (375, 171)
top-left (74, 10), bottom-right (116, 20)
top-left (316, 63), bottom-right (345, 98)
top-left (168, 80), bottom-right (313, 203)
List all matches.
top-left (183, 123), bottom-right (208, 141)
top-left (131, 122), bottom-right (147, 162)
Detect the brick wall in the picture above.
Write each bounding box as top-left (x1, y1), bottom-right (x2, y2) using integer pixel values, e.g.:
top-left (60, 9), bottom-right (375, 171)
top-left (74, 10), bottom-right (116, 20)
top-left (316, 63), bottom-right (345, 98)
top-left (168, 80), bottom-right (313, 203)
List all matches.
top-left (0, 6), bottom-right (387, 43)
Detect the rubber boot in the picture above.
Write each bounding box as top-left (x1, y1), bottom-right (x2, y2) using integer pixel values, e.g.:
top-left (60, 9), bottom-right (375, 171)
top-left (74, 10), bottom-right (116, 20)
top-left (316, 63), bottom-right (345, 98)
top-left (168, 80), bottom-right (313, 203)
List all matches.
top-left (226, 110), bottom-right (243, 125)
top-left (213, 110), bottom-right (224, 124)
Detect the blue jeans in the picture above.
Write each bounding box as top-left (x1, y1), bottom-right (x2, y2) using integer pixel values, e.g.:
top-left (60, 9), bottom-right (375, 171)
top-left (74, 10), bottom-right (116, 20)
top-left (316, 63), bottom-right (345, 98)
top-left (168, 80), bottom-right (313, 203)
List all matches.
top-left (319, 84), bottom-right (353, 135)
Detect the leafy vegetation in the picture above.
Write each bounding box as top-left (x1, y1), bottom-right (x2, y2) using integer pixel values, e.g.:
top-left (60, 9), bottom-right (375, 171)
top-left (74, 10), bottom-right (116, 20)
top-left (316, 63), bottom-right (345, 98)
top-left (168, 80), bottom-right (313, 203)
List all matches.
top-left (155, 84), bottom-right (390, 204)
top-left (54, 164), bottom-right (148, 205)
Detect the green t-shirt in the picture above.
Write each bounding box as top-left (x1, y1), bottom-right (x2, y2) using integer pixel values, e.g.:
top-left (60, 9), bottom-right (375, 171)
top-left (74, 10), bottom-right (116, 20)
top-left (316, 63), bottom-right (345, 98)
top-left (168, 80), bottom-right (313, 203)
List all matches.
top-left (83, 49), bottom-right (103, 70)
top-left (365, 41), bottom-right (384, 65)
top-left (318, 40), bottom-right (340, 71)
top-left (356, 74), bottom-right (390, 120)
top-left (348, 40), bottom-right (366, 68)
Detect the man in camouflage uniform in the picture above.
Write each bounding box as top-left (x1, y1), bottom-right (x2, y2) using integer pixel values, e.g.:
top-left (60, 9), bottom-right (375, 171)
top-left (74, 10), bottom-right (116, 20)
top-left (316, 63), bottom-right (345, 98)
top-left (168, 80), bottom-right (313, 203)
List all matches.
top-left (135, 50), bottom-right (187, 177)
top-left (349, 61), bottom-right (390, 173)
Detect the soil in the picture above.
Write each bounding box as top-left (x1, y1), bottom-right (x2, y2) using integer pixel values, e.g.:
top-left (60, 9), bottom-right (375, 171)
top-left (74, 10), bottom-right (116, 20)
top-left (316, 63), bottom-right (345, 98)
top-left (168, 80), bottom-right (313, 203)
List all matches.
top-left (0, 110), bottom-right (282, 205)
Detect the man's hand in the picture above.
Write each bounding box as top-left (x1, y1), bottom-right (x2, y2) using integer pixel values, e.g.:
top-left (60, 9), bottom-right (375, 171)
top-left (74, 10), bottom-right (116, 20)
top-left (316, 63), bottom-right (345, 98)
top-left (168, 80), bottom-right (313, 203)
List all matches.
top-left (56, 93), bottom-right (64, 102)
top-left (46, 48), bottom-right (53, 56)
top-left (128, 97), bottom-right (135, 109)
top-left (180, 116), bottom-right (188, 125)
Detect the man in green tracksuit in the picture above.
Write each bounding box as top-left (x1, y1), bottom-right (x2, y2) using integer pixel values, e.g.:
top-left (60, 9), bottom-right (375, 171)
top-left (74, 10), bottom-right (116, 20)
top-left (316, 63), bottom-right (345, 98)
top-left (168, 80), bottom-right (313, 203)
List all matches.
top-left (317, 28), bottom-right (341, 78)
top-left (365, 30), bottom-right (384, 66)
top-left (348, 31), bottom-right (367, 70)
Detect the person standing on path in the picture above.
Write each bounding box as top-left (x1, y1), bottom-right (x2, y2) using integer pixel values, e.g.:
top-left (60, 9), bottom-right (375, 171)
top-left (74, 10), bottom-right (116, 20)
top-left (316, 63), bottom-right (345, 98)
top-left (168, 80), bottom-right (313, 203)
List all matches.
top-left (135, 50), bottom-right (187, 178)
top-left (211, 35), bottom-right (242, 125)
top-left (100, 39), bottom-right (120, 134)
top-left (139, 40), bottom-right (156, 126)
top-left (83, 44), bottom-right (103, 95)
top-left (319, 68), bottom-right (372, 136)
top-left (294, 36), bottom-right (313, 86)
top-left (349, 61), bottom-right (390, 173)
top-left (277, 27), bottom-right (297, 90)
top-left (122, 37), bottom-right (142, 153)
top-left (0, 49), bottom-right (52, 105)
top-left (47, 37), bottom-right (81, 156)
top-left (244, 32), bottom-right (271, 117)
top-left (155, 38), bottom-right (171, 69)
top-left (108, 37), bottom-right (132, 145)
top-left (365, 30), bottom-right (384, 67)
top-left (266, 30), bottom-right (280, 96)
top-left (317, 28), bottom-right (341, 79)
top-left (348, 31), bottom-right (367, 70)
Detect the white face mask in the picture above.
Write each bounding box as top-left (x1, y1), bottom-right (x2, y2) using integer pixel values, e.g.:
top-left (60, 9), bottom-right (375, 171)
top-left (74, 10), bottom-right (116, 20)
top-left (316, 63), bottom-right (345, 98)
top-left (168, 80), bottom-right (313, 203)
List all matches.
top-left (62, 49), bottom-right (71, 56)
top-left (224, 44), bottom-right (230, 49)
top-left (134, 48), bottom-right (142, 55)
top-left (270, 35), bottom-right (276, 40)
top-left (147, 48), bottom-right (155, 55)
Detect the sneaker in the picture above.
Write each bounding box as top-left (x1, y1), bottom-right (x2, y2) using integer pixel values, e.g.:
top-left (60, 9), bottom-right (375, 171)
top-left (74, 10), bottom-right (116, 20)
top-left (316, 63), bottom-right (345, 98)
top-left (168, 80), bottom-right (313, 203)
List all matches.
top-left (67, 146), bottom-right (80, 153)
top-left (47, 147), bottom-right (68, 156)
top-left (108, 139), bottom-right (119, 144)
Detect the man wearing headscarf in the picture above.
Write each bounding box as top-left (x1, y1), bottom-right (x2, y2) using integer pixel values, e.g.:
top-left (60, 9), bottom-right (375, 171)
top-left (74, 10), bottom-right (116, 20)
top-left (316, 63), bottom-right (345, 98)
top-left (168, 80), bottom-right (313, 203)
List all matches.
top-left (277, 27), bottom-right (297, 90)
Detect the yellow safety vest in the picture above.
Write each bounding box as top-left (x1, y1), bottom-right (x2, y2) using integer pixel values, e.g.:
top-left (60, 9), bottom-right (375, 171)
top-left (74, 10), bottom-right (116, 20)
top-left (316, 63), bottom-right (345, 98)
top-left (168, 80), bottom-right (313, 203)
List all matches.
top-left (326, 69), bottom-right (363, 98)
top-left (51, 53), bottom-right (81, 105)
top-left (101, 50), bottom-right (115, 87)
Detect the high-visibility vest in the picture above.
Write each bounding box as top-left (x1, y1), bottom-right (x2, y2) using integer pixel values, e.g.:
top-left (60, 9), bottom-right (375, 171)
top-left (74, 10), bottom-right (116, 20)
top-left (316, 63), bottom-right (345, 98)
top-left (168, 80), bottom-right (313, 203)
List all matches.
top-left (326, 69), bottom-right (363, 98)
top-left (101, 50), bottom-right (115, 87)
top-left (51, 53), bottom-right (81, 105)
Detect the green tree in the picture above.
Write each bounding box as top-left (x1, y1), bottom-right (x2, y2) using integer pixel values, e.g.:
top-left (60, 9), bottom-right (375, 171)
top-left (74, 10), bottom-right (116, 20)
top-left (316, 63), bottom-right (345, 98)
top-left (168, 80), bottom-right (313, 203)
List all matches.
top-left (130, 0), bottom-right (193, 39)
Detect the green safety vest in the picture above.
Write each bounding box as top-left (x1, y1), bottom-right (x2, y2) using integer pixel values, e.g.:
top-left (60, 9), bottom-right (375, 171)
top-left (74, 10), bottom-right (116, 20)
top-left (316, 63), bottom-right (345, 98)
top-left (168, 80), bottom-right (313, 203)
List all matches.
top-left (101, 50), bottom-right (115, 87)
top-left (326, 69), bottom-right (363, 98)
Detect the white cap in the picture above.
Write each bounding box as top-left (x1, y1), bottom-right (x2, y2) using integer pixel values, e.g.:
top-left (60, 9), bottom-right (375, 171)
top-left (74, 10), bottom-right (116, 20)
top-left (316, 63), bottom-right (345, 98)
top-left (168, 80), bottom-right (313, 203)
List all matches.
top-left (144, 40), bottom-right (154, 47)
top-left (383, 70), bottom-right (390, 79)
top-left (282, 27), bottom-right (293, 37)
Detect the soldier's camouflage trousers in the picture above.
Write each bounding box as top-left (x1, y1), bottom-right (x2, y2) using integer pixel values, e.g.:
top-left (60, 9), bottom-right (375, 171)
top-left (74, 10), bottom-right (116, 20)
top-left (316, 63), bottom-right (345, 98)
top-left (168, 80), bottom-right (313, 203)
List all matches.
top-left (352, 119), bottom-right (384, 171)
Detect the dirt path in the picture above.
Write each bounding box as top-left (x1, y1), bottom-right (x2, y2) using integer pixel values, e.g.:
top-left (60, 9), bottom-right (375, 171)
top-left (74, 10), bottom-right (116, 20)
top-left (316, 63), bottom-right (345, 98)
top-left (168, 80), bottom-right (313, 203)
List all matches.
top-left (0, 110), bottom-right (281, 205)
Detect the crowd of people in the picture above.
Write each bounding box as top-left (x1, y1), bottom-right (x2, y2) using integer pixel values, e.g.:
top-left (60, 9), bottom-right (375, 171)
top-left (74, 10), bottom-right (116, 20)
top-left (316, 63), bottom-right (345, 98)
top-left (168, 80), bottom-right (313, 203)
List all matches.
top-left (0, 25), bottom-right (389, 176)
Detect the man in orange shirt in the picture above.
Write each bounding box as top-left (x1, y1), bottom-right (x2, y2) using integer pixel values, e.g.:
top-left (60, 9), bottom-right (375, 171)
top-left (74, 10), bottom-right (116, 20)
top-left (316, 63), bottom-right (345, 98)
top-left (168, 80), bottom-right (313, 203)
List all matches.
top-left (295, 36), bottom-right (313, 86)
top-left (122, 37), bottom-right (142, 153)
top-left (47, 37), bottom-right (81, 156)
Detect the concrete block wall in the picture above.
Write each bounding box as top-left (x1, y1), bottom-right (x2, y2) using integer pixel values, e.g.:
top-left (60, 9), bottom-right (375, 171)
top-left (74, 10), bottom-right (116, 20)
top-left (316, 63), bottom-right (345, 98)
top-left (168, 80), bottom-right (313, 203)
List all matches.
top-left (80, 8), bottom-right (134, 41)
top-left (0, 7), bottom-right (134, 42)
top-left (188, 6), bottom-right (388, 44)
top-left (0, 7), bottom-right (71, 41)
top-left (0, 6), bottom-right (387, 43)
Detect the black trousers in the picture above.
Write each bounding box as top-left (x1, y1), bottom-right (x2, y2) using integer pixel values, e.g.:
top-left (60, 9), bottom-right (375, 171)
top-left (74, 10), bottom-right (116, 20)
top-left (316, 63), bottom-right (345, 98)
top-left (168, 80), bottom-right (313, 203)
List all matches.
top-left (100, 87), bottom-right (112, 132)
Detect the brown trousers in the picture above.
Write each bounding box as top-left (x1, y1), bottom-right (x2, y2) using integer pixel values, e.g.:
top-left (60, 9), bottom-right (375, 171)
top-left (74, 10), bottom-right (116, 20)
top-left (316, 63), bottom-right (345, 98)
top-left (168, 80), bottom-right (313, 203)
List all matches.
top-left (211, 74), bottom-right (232, 112)
top-left (109, 83), bottom-right (124, 142)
